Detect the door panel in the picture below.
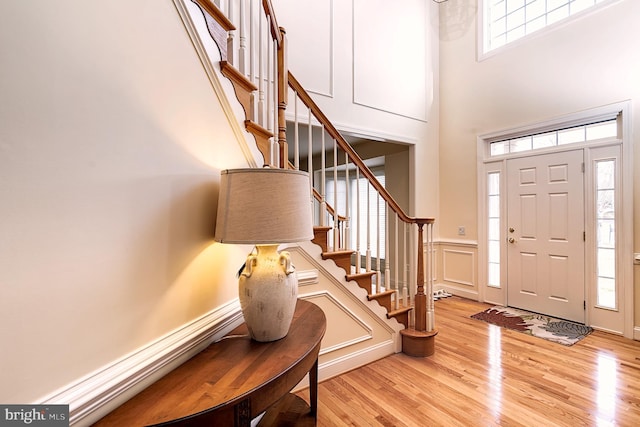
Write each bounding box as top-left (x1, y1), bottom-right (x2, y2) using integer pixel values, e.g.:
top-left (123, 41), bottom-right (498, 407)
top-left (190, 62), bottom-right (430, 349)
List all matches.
top-left (507, 150), bottom-right (585, 322)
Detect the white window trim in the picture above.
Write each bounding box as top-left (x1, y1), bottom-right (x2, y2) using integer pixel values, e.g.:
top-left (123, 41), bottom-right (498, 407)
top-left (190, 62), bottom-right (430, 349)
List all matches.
top-left (476, 101), bottom-right (633, 338)
top-left (477, 0), bottom-right (624, 61)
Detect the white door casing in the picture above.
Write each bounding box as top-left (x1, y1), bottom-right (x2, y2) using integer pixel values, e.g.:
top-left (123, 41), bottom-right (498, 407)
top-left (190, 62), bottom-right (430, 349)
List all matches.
top-left (506, 150), bottom-right (585, 322)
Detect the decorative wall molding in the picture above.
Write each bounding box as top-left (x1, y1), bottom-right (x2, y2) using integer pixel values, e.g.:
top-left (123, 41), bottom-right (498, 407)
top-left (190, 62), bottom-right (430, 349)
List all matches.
top-left (352, 0), bottom-right (429, 121)
top-left (442, 249), bottom-right (476, 287)
top-left (281, 0), bottom-right (334, 98)
top-left (39, 300), bottom-right (243, 426)
top-left (435, 238), bottom-right (479, 247)
top-left (300, 290), bottom-right (374, 355)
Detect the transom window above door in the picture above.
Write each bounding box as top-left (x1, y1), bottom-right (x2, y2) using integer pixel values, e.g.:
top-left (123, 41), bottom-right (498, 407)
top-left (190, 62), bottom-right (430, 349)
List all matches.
top-left (482, 0), bottom-right (616, 54)
top-left (489, 119), bottom-right (617, 156)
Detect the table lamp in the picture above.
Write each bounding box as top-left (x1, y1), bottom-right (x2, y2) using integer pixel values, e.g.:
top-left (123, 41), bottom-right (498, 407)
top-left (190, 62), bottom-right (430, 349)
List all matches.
top-left (214, 168), bottom-right (313, 342)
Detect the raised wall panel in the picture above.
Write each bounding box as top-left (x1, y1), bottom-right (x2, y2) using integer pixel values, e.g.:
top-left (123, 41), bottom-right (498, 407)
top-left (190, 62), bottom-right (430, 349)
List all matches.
top-left (300, 292), bottom-right (372, 354)
top-left (352, 0), bottom-right (428, 121)
top-left (443, 249), bottom-right (475, 287)
top-left (273, 0), bottom-right (333, 97)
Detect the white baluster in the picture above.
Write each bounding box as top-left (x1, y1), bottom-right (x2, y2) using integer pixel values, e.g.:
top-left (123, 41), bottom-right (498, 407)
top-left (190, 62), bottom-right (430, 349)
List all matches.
top-left (333, 139), bottom-right (339, 251)
top-left (344, 153), bottom-right (350, 251)
top-left (238, 0), bottom-right (246, 74)
top-left (355, 169), bottom-right (361, 272)
top-left (294, 95), bottom-right (299, 169)
top-left (257, 10), bottom-right (264, 127)
top-left (394, 213), bottom-right (399, 307)
top-left (402, 222), bottom-right (408, 309)
top-left (366, 181), bottom-right (371, 273)
top-left (386, 204), bottom-right (393, 308)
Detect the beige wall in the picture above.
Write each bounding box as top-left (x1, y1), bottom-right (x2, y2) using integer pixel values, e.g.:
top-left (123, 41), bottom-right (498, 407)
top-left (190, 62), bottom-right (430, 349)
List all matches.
top-left (438, 0), bottom-right (640, 324)
top-left (0, 0), bottom-right (251, 403)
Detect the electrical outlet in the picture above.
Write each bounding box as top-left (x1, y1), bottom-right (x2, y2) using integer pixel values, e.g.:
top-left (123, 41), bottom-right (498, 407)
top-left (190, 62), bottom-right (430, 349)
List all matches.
top-left (458, 226), bottom-right (466, 236)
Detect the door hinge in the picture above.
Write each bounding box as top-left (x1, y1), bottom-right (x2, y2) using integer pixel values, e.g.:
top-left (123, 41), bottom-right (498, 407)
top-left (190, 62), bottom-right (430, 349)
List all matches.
top-left (581, 162), bottom-right (585, 173)
top-left (584, 300), bottom-right (586, 310)
top-left (583, 231), bottom-right (586, 241)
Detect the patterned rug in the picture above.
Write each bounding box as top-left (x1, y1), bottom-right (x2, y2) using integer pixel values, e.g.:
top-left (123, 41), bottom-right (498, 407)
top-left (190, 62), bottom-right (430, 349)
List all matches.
top-left (470, 306), bottom-right (593, 346)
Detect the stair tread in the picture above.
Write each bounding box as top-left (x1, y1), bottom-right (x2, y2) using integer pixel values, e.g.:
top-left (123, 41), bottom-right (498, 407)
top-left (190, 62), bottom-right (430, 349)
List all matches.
top-left (220, 61), bottom-right (257, 91)
top-left (367, 289), bottom-right (395, 301)
top-left (387, 306), bottom-right (413, 316)
top-left (346, 271), bottom-right (376, 280)
top-left (322, 250), bottom-right (354, 257)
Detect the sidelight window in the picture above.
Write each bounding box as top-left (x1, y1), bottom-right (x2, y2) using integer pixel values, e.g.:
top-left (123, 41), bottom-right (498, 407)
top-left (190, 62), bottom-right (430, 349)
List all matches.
top-left (487, 172), bottom-right (501, 288)
top-left (595, 159), bottom-right (616, 309)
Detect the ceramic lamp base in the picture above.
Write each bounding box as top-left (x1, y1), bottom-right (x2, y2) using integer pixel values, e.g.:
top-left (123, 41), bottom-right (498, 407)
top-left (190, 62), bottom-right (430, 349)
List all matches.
top-left (238, 244), bottom-right (298, 342)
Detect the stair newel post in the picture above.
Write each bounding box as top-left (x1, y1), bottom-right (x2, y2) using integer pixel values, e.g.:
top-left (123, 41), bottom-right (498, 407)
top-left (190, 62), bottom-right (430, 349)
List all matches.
top-left (414, 223), bottom-right (426, 332)
top-left (276, 26), bottom-right (288, 168)
top-left (400, 219), bottom-right (437, 357)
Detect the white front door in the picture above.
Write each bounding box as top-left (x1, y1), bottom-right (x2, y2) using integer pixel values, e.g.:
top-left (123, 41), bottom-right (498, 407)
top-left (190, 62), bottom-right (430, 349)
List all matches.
top-left (506, 150), bottom-right (585, 322)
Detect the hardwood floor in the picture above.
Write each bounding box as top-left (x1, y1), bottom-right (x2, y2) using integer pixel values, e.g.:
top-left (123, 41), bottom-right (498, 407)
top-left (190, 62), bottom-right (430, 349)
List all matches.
top-left (296, 296), bottom-right (640, 426)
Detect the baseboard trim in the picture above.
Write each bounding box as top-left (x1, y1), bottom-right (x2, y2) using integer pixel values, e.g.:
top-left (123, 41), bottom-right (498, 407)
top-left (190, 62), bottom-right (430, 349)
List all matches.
top-left (434, 283), bottom-right (479, 301)
top-left (39, 300), bottom-right (243, 426)
top-left (293, 339), bottom-right (396, 392)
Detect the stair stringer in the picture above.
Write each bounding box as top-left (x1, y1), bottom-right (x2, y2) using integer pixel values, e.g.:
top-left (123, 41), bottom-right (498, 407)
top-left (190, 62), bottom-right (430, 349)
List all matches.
top-left (283, 241), bottom-right (404, 385)
top-left (173, 0), bottom-right (264, 167)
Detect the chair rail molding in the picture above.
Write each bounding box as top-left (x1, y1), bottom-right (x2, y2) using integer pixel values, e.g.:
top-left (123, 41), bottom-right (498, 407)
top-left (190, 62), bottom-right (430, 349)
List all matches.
top-left (38, 300), bottom-right (243, 426)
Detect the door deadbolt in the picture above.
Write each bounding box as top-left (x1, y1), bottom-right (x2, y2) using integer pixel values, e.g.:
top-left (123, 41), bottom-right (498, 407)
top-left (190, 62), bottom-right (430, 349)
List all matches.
top-left (509, 227), bottom-right (515, 233)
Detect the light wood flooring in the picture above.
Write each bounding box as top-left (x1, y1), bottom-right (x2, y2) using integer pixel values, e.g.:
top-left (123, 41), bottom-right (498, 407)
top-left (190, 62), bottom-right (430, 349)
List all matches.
top-left (295, 296), bottom-right (640, 426)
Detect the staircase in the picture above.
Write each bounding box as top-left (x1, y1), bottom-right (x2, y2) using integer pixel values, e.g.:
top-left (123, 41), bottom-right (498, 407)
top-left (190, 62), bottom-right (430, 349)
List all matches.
top-left (182, 0), bottom-right (436, 356)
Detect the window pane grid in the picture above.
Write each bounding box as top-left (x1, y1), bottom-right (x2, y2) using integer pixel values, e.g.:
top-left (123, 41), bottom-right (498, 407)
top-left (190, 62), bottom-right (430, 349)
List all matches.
top-left (489, 119), bottom-right (616, 157)
top-left (595, 159), bottom-right (616, 309)
top-left (485, 0), bottom-right (605, 52)
top-left (487, 172), bottom-right (501, 288)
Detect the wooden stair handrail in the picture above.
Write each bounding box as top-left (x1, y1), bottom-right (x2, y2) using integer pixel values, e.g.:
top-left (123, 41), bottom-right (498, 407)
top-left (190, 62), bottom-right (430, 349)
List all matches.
top-left (312, 188), bottom-right (347, 222)
top-left (193, 0), bottom-right (235, 31)
top-left (262, 0), bottom-right (283, 45)
top-left (287, 72), bottom-right (434, 227)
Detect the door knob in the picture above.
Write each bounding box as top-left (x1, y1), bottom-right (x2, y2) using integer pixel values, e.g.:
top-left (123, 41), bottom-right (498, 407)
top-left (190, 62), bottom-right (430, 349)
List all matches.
top-left (508, 237), bottom-right (515, 243)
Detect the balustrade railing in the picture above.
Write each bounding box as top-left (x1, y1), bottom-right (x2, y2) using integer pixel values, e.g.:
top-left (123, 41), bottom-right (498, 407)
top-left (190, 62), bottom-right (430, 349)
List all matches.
top-left (190, 0), bottom-right (435, 332)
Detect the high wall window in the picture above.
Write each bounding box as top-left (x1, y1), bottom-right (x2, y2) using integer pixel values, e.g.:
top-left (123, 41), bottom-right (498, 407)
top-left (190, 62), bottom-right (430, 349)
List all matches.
top-left (483, 0), bottom-right (612, 53)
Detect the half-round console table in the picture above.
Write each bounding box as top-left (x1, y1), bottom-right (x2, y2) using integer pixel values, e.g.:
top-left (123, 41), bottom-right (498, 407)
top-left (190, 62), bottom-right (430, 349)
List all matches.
top-left (93, 299), bottom-right (326, 426)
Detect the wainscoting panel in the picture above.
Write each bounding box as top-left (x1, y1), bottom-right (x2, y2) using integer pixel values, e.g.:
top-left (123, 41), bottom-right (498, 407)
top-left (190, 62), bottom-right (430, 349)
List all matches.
top-left (288, 242), bottom-right (403, 385)
top-left (443, 249), bottom-right (475, 286)
top-left (435, 240), bottom-right (479, 300)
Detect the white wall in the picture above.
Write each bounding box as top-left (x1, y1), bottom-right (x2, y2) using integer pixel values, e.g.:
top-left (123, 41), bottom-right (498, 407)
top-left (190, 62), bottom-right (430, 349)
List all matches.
top-left (438, 0), bottom-right (640, 320)
top-left (0, 0), bottom-right (251, 404)
top-left (272, 0), bottom-right (440, 219)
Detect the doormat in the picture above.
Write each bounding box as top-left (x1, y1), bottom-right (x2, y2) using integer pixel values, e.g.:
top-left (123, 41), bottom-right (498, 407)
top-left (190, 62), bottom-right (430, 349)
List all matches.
top-left (470, 306), bottom-right (593, 346)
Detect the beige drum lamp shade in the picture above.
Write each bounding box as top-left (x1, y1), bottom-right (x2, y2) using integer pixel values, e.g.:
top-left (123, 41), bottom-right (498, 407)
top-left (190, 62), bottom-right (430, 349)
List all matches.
top-left (214, 168), bottom-right (313, 244)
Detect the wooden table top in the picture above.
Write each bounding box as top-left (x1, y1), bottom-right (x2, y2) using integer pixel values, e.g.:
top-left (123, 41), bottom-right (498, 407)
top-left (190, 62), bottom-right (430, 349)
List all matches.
top-left (93, 299), bottom-right (326, 426)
